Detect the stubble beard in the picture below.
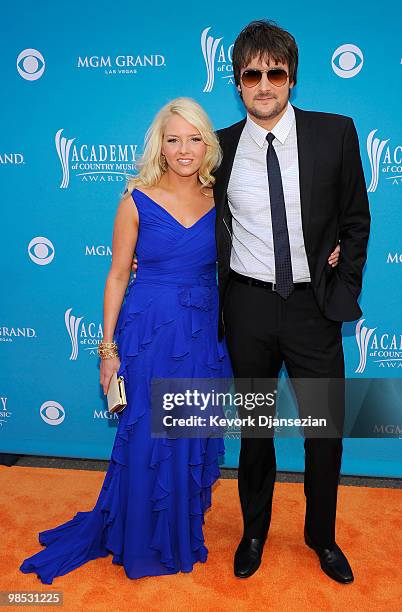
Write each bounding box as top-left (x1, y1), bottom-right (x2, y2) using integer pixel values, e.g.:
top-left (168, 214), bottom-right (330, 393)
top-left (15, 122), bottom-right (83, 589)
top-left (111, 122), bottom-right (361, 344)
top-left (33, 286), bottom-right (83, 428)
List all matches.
top-left (248, 98), bottom-right (287, 122)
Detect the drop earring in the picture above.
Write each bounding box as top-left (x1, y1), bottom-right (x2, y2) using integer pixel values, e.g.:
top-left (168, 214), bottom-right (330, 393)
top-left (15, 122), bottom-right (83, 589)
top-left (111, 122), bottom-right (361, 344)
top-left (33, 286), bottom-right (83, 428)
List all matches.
top-left (160, 153), bottom-right (167, 172)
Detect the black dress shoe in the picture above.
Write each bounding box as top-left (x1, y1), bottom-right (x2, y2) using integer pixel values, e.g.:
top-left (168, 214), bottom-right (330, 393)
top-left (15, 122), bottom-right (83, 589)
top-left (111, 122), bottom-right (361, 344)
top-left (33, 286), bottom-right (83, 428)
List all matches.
top-left (304, 528), bottom-right (354, 584)
top-left (234, 537), bottom-right (266, 578)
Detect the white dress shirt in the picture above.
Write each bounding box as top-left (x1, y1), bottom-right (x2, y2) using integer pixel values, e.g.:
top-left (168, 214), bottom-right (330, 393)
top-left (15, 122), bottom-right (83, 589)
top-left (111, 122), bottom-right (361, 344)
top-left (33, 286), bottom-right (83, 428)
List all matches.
top-left (227, 102), bottom-right (311, 283)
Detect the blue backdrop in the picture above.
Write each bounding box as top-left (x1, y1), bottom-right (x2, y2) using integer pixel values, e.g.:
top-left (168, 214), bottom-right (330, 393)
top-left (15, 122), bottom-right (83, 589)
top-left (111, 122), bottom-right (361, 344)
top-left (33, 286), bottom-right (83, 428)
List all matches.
top-left (1, 0), bottom-right (401, 476)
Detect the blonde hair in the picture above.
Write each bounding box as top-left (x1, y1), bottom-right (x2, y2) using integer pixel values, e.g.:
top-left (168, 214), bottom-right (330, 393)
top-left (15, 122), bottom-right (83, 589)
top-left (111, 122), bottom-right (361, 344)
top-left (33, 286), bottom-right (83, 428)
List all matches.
top-left (126, 97), bottom-right (222, 193)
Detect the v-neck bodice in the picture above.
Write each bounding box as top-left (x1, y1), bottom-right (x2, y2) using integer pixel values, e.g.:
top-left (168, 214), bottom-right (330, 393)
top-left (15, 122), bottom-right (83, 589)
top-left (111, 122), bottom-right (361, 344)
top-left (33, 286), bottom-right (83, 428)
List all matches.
top-left (134, 189), bottom-right (215, 230)
top-left (131, 188), bottom-right (217, 287)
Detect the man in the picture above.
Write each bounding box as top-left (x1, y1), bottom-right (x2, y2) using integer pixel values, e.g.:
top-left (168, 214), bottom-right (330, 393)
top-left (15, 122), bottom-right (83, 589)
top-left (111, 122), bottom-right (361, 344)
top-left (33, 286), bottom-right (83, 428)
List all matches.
top-left (213, 20), bottom-right (370, 583)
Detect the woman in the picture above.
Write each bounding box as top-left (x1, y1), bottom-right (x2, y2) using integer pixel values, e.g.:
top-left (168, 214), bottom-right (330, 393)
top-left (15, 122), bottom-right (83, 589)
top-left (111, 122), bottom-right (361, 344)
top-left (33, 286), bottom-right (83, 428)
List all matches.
top-left (20, 98), bottom-right (232, 584)
top-left (20, 98), bottom-right (340, 584)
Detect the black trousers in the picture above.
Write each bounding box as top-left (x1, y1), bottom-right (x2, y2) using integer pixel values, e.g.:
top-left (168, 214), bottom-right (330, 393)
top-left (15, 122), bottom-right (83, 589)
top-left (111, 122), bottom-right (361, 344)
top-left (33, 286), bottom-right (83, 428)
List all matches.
top-left (222, 273), bottom-right (345, 548)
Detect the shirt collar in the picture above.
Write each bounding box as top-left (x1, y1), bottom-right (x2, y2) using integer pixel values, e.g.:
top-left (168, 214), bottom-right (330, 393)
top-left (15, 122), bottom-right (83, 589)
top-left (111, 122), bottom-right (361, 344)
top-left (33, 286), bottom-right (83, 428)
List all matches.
top-left (246, 102), bottom-right (295, 148)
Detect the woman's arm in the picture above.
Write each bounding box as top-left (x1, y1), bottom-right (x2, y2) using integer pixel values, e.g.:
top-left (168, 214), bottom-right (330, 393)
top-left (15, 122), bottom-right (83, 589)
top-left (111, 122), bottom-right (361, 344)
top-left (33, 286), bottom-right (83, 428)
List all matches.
top-left (102, 193), bottom-right (139, 342)
top-left (100, 193), bottom-right (138, 395)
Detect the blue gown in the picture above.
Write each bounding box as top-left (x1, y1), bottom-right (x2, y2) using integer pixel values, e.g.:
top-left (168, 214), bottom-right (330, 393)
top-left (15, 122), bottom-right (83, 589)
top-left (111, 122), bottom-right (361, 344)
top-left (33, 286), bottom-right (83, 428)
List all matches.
top-left (20, 188), bottom-right (233, 584)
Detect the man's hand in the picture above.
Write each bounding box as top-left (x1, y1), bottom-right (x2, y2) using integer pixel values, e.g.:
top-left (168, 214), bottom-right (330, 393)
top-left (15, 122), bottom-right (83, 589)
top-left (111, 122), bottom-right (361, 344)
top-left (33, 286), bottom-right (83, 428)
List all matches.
top-left (327, 244), bottom-right (340, 268)
top-left (131, 254), bottom-right (138, 274)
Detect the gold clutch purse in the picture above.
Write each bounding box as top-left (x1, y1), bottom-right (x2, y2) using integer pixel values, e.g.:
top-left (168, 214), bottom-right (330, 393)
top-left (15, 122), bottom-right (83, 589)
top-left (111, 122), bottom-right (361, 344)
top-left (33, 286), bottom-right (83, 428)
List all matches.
top-left (107, 372), bottom-right (127, 414)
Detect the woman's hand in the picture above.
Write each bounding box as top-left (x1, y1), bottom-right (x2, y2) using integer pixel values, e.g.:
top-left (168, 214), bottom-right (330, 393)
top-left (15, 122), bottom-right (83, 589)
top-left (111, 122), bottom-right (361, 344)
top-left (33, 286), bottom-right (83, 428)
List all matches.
top-left (100, 356), bottom-right (121, 396)
top-left (327, 243), bottom-right (340, 267)
top-left (131, 254), bottom-right (138, 274)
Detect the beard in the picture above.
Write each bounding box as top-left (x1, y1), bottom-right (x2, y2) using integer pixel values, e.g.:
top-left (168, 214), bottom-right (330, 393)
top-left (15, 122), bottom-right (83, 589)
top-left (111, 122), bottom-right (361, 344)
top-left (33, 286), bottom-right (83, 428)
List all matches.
top-left (247, 97), bottom-right (287, 122)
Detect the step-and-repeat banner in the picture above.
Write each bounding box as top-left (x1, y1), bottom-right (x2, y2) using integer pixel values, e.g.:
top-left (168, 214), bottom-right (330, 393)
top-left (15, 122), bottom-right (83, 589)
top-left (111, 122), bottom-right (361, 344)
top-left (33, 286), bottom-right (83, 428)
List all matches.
top-left (1, 1), bottom-right (401, 476)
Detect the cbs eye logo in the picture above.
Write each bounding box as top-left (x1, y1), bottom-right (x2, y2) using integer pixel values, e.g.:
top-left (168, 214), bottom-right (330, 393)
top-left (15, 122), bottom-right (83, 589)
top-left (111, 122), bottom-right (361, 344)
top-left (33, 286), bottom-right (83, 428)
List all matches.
top-left (40, 401), bottom-right (65, 426)
top-left (28, 236), bottom-right (55, 265)
top-left (17, 48), bottom-right (45, 81)
top-left (331, 44), bottom-right (363, 78)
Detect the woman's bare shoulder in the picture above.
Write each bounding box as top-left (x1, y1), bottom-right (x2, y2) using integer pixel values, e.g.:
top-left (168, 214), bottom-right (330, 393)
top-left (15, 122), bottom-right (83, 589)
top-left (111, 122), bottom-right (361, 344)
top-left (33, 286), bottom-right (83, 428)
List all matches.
top-left (133, 185), bottom-right (159, 198)
top-left (116, 190), bottom-right (139, 222)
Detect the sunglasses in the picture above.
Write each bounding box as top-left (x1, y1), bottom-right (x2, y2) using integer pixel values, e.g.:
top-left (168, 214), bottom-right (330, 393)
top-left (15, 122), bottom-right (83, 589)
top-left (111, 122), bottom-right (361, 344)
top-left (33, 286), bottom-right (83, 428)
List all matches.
top-left (241, 68), bottom-right (288, 88)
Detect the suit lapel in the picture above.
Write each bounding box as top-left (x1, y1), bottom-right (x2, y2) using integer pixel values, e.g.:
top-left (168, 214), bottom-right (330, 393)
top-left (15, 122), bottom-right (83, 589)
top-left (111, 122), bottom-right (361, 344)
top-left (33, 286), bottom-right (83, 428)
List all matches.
top-left (293, 106), bottom-right (314, 245)
top-left (214, 119), bottom-right (246, 225)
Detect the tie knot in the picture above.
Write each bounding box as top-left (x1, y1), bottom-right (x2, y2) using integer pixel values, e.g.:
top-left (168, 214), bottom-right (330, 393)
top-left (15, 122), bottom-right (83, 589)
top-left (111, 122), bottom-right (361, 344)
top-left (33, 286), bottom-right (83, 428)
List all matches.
top-left (266, 132), bottom-right (275, 145)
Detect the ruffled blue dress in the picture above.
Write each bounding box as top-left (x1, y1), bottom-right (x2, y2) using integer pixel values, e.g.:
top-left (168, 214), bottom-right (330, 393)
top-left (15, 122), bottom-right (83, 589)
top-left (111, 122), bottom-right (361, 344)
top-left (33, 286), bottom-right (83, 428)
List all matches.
top-left (20, 188), bottom-right (233, 583)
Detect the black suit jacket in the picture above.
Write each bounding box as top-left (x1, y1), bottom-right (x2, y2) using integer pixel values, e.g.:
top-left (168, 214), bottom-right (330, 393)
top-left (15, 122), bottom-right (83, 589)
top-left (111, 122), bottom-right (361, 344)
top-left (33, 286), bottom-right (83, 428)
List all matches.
top-left (213, 105), bottom-right (371, 342)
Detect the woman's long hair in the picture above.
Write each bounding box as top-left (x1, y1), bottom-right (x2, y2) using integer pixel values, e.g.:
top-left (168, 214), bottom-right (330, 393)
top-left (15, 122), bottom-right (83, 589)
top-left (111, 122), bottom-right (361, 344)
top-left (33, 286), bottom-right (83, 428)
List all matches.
top-left (126, 97), bottom-right (222, 193)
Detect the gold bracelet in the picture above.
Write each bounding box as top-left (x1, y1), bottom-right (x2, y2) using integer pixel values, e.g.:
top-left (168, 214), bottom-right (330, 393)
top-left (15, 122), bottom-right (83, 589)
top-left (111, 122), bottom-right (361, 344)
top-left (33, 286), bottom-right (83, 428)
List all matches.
top-left (98, 341), bottom-right (119, 360)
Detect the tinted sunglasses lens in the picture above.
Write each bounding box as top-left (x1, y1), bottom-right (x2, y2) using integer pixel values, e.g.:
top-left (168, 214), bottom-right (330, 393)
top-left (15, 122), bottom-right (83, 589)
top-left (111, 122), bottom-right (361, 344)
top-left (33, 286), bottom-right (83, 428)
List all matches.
top-left (241, 70), bottom-right (262, 87)
top-left (268, 68), bottom-right (288, 86)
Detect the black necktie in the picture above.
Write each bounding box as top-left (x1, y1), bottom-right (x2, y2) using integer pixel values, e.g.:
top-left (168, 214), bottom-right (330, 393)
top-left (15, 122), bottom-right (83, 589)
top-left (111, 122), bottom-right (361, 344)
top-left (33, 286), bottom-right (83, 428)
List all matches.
top-left (266, 132), bottom-right (294, 299)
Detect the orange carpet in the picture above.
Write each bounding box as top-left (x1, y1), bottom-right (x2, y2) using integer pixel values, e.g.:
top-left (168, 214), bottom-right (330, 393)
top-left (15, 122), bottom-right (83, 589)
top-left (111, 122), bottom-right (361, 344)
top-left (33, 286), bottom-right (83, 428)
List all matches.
top-left (1, 465), bottom-right (401, 611)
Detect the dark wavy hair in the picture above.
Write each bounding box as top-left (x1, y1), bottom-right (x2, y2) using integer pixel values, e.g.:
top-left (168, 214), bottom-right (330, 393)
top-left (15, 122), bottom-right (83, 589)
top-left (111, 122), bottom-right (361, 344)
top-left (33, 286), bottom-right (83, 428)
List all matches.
top-left (232, 20), bottom-right (299, 87)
